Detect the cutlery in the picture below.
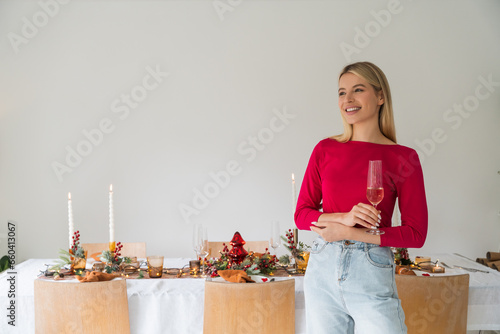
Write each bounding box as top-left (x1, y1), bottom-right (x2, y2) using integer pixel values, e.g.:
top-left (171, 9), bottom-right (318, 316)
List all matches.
top-left (453, 253), bottom-right (491, 273)
top-left (440, 262), bottom-right (452, 269)
top-left (441, 262), bottom-right (489, 273)
top-left (453, 253), bottom-right (475, 262)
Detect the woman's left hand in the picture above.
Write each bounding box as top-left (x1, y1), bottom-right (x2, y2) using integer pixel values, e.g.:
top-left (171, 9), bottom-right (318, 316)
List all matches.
top-left (310, 221), bottom-right (349, 242)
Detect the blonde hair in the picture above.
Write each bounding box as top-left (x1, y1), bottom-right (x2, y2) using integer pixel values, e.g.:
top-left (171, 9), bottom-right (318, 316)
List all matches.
top-left (332, 62), bottom-right (397, 143)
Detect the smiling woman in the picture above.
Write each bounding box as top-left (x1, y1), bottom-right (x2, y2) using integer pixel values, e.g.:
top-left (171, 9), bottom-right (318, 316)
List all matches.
top-left (295, 62), bottom-right (428, 334)
top-left (334, 62), bottom-right (396, 145)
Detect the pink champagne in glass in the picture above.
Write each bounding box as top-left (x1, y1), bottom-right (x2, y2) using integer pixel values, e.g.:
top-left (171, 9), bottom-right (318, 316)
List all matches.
top-left (366, 160), bottom-right (385, 235)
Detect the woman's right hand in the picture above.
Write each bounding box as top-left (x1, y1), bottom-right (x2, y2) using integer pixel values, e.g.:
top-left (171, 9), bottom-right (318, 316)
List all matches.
top-left (339, 203), bottom-right (380, 229)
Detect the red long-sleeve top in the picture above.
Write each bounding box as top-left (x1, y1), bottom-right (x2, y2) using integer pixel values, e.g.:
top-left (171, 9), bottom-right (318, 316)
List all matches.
top-left (294, 139), bottom-right (428, 248)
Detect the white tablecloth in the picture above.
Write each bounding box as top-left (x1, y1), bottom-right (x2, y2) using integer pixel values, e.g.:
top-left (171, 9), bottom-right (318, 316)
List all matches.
top-left (0, 254), bottom-right (498, 333)
top-left (0, 258), bottom-right (305, 334)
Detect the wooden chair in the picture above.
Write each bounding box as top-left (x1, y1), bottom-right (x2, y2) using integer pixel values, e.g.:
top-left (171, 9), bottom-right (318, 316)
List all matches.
top-left (82, 242), bottom-right (146, 260)
top-left (208, 241), bottom-right (269, 258)
top-left (395, 274), bottom-right (469, 334)
top-left (203, 279), bottom-right (295, 334)
top-left (34, 278), bottom-right (130, 334)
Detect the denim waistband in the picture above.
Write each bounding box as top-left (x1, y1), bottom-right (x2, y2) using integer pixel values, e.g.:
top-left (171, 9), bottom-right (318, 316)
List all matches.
top-left (311, 237), bottom-right (380, 254)
top-left (331, 239), bottom-right (379, 249)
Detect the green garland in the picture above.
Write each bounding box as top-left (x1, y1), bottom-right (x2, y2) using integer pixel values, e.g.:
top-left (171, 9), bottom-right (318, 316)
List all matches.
top-left (205, 247), bottom-right (278, 277)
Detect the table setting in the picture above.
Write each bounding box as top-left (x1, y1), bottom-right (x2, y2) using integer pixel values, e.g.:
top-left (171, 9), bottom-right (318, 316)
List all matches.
top-left (2, 177), bottom-right (500, 333)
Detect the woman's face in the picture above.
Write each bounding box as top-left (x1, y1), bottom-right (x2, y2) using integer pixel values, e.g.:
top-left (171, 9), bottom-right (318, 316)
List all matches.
top-left (338, 72), bottom-right (384, 126)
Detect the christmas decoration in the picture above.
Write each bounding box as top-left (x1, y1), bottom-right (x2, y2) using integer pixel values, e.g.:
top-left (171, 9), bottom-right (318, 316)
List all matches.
top-left (228, 232), bottom-right (248, 264)
top-left (50, 231), bottom-right (87, 275)
top-left (393, 248), bottom-right (412, 265)
top-left (100, 241), bottom-right (132, 273)
top-left (204, 235), bottom-right (278, 278)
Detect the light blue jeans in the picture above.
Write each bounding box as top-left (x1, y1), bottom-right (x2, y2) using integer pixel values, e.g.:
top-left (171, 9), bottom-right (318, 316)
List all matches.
top-left (304, 237), bottom-right (407, 334)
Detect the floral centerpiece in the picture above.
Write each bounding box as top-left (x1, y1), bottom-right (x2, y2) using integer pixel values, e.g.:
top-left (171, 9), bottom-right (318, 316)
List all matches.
top-left (99, 241), bottom-right (132, 273)
top-left (204, 242), bottom-right (278, 278)
top-left (279, 229), bottom-right (311, 273)
top-left (50, 231), bottom-right (87, 275)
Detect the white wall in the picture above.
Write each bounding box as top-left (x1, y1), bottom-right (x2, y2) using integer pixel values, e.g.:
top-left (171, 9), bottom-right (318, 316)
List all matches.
top-left (0, 0), bottom-right (499, 262)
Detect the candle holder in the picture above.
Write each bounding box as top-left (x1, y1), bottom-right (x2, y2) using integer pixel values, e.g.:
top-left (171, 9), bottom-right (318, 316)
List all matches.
top-left (295, 251), bottom-right (310, 273)
top-left (92, 262), bottom-right (105, 272)
top-left (432, 260), bottom-right (445, 273)
top-left (431, 265), bottom-right (445, 273)
top-left (190, 260), bottom-right (201, 276)
top-left (121, 257), bottom-right (139, 274)
top-left (70, 250), bottom-right (87, 275)
top-left (109, 241), bottom-right (116, 255)
top-left (147, 256), bottom-right (164, 278)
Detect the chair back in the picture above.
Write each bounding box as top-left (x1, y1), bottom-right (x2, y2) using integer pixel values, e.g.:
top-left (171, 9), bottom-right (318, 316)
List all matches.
top-left (82, 242), bottom-right (146, 259)
top-left (395, 274), bottom-right (469, 334)
top-left (34, 278), bottom-right (130, 334)
top-left (208, 241), bottom-right (268, 258)
top-left (203, 279), bottom-right (295, 334)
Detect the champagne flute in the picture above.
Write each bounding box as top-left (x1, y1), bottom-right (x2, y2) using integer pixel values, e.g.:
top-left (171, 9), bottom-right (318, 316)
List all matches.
top-left (193, 223), bottom-right (209, 277)
top-left (366, 160), bottom-right (385, 235)
top-left (199, 227), bottom-right (209, 277)
top-left (192, 223), bottom-right (203, 260)
top-left (269, 221), bottom-right (281, 255)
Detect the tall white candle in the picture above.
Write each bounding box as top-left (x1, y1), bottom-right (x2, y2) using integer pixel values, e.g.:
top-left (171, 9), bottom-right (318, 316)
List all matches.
top-left (292, 173), bottom-right (297, 209)
top-left (109, 184), bottom-right (114, 243)
top-left (68, 192), bottom-right (74, 249)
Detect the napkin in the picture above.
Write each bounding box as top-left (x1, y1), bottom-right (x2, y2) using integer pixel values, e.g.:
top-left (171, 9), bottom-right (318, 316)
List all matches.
top-left (487, 252), bottom-right (500, 262)
top-left (395, 265), bottom-right (416, 275)
top-left (489, 260), bottom-right (500, 271)
top-left (76, 271), bottom-right (120, 282)
top-left (218, 270), bottom-right (255, 283)
top-left (90, 252), bottom-right (103, 261)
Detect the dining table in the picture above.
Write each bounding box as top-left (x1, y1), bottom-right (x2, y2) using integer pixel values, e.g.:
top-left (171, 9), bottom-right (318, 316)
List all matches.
top-left (1, 253), bottom-right (499, 333)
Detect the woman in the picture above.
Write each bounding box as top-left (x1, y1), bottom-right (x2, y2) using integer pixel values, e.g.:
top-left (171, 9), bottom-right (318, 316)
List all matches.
top-left (294, 61), bottom-right (428, 333)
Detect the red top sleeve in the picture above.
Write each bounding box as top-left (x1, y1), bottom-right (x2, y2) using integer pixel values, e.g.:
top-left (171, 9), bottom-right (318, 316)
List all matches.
top-left (294, 143), bottom-right (324, 231)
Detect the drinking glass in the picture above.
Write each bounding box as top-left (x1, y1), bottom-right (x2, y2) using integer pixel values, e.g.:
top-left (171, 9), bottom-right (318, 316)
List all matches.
top-left (193, 223), bottom-right (209, 277)
top-left (269, 221), bottom-right (281, 255)
top-left (147, 256), bottom-right (164, 278)
top-left (366, 160), bottom-right (385, 235)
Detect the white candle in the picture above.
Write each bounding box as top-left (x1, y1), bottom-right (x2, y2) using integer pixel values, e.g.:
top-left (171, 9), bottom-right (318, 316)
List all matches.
top-left (292, 173), bottom-right (297, 208)
top-left (68, 192), bottom-right (74, 249)
top-left (109, 184), bottom-right (114, 243)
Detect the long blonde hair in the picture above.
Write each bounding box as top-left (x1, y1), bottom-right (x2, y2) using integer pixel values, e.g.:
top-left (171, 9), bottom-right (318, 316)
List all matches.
top-left (332, 62), bottom-right (397, 143)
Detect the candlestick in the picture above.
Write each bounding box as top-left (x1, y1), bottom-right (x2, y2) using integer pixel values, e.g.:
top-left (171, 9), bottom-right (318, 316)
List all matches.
top-left (68, 192), bottom-right (74, 249)
top-left (109, 184), bottom-right (114, 244)
top-left (292, 173), bottom-right (297, 209)
top-left (293, 228), bottom-right (298, 247)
